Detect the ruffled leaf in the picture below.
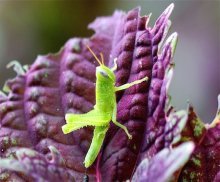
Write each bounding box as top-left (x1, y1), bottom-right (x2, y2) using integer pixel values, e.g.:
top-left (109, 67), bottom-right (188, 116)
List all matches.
top-left (0, 146), bottom-right (77, 181)
top-left (132, 142), bottom-right (194, 182)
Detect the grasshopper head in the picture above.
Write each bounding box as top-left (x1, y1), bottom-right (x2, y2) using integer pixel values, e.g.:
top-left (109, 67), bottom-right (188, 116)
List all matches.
top-left (86, 45), bottom-right (115, 82)
top-left (96, 65), bottom-right (115, 82)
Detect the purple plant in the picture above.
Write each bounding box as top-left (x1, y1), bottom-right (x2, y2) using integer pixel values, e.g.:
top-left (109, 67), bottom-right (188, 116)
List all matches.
top-left (0, 3), bottom-right (219, 182)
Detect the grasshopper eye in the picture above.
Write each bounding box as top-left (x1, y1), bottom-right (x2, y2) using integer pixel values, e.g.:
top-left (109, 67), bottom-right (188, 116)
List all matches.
top-left (100, 70), bottom-right (108, 78)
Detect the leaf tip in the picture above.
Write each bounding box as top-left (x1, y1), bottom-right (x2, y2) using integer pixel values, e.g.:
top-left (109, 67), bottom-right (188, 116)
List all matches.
top-left (166, 32), bottom-right (178, 58)
top-left (164, 3), bottom-right (175, 19)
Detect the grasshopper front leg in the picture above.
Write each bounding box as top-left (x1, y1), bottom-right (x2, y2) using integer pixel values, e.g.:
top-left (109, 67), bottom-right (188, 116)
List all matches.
top-left (115, 77), bottom-right (148, 92)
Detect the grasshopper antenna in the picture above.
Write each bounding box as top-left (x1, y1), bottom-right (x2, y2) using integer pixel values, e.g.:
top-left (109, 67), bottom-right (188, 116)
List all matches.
top-left (100, 53), bottom-right (105, 65)
top-left (86, 45), bottom-right (102, 66)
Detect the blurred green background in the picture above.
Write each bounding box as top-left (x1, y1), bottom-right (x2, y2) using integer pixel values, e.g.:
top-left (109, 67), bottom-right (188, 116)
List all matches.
top-left (0, 0), bottom-right (219, 123)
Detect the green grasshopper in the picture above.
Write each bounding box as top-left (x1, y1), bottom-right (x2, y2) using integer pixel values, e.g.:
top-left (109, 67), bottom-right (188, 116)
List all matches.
top-left (62, 46), bottom-right (148, 168)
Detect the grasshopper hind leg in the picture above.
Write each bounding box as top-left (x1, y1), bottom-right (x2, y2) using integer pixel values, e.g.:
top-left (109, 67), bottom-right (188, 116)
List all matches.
top-left (62, 109), bottom-right (109, 134)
